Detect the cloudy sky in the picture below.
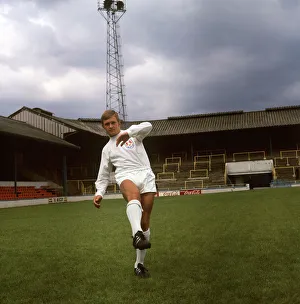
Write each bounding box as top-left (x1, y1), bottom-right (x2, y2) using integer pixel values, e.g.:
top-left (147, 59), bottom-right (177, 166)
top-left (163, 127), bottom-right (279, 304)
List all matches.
top-left (1, 0), bottom-right (300, 121)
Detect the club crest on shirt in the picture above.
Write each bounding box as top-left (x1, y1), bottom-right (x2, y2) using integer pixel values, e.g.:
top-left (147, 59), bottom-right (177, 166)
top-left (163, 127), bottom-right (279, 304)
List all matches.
top-left (124, 139), bottom-right (135, 149)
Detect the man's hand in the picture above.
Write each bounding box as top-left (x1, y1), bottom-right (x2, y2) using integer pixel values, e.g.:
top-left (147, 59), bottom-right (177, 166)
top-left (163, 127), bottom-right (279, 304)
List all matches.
top-left (93, 195), bottom-right (102, 209)
top-left (116, 131), bottom-right (129, 147)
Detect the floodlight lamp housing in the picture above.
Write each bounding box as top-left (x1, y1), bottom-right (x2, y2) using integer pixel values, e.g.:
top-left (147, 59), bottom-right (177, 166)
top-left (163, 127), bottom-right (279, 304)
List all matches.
top-left (116, 1), bottom-right (124, 11)
top-left (98, 0), bottom-right (126, 12)
top-left (103, 0), bottom-right (112, 10)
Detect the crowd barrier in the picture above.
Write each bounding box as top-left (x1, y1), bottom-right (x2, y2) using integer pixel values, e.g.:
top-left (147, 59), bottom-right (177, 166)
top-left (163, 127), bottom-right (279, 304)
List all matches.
top-left (0, 185), bottom-right (251, 209)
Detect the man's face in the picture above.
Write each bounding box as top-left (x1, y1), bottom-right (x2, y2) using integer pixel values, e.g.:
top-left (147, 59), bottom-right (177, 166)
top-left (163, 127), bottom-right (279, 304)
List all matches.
top-left (102, 115), bottom-right (121, 137)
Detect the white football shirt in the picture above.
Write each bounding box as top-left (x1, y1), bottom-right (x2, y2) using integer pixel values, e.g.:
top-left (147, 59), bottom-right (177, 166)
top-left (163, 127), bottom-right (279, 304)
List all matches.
top-left (95, 122), bottom-right (153, 197)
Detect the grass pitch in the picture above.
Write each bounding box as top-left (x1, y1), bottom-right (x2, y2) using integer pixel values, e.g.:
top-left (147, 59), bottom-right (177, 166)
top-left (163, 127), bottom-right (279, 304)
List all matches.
top-left (1, 187), bottom-right (300, 304)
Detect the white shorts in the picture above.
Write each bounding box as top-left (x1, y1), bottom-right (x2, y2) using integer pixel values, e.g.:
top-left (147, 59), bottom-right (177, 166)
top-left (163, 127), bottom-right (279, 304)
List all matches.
top-left (115, 168), bottom-right (157, 194)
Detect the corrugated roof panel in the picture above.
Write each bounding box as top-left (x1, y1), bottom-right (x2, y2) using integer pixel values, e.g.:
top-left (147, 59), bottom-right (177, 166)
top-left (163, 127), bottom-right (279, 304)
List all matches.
top-left (0, 116), bottom-right (79, 149)
top-left (9, 105), bottom-right (300, 138)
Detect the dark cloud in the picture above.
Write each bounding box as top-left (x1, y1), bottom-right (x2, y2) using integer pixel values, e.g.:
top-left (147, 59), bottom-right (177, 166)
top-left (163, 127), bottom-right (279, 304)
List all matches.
top-left (3, 0), bottom-right (68, 7)
top-left (280, 0), bottom-right (300, 9)
top-left (122, 0), bottom-right (300, 116)
top-left (1, 0), bottom-right (300, 120)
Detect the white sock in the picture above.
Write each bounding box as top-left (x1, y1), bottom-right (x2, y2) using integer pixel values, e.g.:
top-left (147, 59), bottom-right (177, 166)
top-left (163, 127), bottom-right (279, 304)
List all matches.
top-left (135, 228), bottom-right (150, 268)
top-left (126, 200), bottom-right (142, 236)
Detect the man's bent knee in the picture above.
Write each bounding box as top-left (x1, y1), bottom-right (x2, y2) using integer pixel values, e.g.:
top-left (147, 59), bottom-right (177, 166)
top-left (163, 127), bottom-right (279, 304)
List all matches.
top-left (120, 179), bottom-right (141, 202)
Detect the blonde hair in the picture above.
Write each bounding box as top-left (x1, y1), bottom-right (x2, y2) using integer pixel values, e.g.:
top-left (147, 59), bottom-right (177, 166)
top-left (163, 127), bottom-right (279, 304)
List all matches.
top-left (100, 110), bottom-right (121, 126)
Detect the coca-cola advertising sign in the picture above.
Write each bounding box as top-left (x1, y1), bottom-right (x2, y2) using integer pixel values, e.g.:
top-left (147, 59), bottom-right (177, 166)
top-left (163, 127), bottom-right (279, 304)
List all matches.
top-left (180, 189), bottom-right (202, 196)
top-left (158, 191), bottom-right (180, 197)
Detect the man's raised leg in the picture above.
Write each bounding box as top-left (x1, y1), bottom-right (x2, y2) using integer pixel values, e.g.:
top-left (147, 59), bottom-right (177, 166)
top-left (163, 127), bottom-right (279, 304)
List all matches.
top-left (120, 180), bottom-right (151, 250)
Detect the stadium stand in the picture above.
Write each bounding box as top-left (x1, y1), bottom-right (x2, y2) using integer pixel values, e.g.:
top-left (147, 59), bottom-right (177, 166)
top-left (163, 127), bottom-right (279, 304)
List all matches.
top-left (150, 153), bottom-right (160, 163)
top-left (280, 149), bottom-right (300, 158)
top-left (2, 105), bottom-right (300, 197)
top-left (273, 149), bottom-right (300, 181)
top-left (184, 179), bottom-right (204, 190)
top-left (232, 151), bottom-right (266, 162)
top-left (274, 167), bottom-right (298, 181)
top-left (153, 151), bottom-right (227, 190)
top-left (0, 186), bottom-right (59, 200)
top-left (172, 151), bottom-right (188, 161)
top-left (0, 116), bottom-right (79, 201)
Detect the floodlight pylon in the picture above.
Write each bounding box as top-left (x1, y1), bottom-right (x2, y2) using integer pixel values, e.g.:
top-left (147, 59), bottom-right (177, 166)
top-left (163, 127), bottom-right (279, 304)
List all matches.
top-left (97, 0), bottom-right (127, 123)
